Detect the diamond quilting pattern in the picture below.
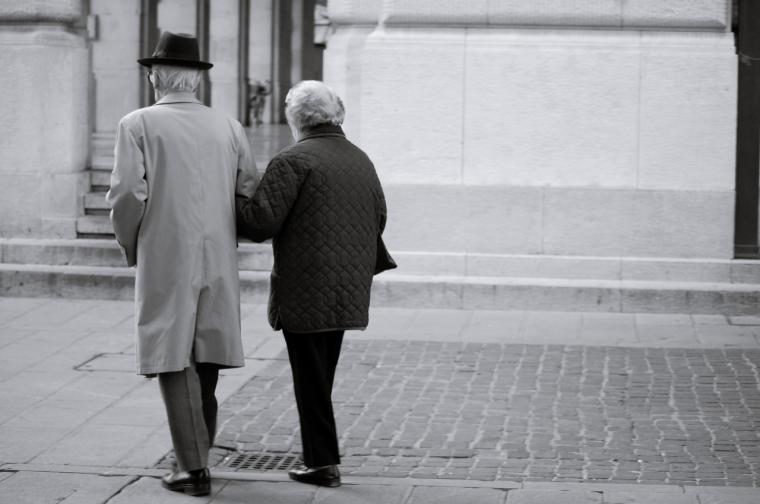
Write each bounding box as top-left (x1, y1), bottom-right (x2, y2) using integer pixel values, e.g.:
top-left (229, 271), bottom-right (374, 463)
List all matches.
top-left (241, 131), bottom-right (387, 332)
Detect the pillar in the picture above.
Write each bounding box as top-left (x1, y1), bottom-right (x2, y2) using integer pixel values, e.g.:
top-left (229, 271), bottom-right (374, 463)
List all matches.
top-left (323, 0), bottom-right (382, 141)
top-left (209, 0), bottom-right (241, 118)
top-left (0, 0), bottom-right (90, 237)
top-left (271, 0), bottom-right (293, 123)
top-left (249, 0), bottom-right (274, 124)
top-left (89, 0), bottom-right (142, 167)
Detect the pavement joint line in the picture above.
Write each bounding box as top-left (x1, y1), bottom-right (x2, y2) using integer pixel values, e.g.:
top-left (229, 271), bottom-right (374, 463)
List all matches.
top-left (0, 463), bottom-right (518, 487)
top-left (4, 463), bottom-right (758, 496)
top-left (13, 373), bottom-right (150, 464)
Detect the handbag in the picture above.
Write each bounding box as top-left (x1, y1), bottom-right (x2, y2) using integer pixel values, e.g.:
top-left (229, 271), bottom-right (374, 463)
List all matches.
top-left (374, 234), bottom-right (397, 274)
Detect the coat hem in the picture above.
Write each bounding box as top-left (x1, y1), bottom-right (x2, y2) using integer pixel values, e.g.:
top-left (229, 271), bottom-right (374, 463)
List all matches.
top-left (275, 325), bottom-right (367, 334)
top-left (138, 361), bottom-right (245, 376)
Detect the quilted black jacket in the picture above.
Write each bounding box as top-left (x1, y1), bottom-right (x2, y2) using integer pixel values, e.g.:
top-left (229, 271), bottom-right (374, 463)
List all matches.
top-left (236, 124), bottom-right (387, 333)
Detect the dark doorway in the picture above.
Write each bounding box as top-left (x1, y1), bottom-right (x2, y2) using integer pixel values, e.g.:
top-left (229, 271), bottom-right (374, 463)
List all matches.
top-left (734, 0), bottom-right (760, 259)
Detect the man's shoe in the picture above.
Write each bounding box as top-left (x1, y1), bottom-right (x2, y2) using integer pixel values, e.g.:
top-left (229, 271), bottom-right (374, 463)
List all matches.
top-left (288, 464), bottom-right (341, 487)
top-left (161, 468), bottom-right (211, 496)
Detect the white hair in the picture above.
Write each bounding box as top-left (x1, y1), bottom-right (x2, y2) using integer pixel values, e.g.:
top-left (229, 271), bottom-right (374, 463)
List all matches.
top-left (285, 80), bottom-right (345, 132)
top-left (151, 64), bottom-right (201, 93)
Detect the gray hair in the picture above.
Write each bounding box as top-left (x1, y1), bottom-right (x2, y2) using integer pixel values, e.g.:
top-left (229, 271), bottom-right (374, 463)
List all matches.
top-left (285, 80), bottom-right (345, 132)
top-left (151, 64), bottom-right (201, 93)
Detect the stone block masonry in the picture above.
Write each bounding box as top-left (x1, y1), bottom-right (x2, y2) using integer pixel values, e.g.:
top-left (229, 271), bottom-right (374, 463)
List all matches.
top-left (325, 0), bottom-right (737, 260)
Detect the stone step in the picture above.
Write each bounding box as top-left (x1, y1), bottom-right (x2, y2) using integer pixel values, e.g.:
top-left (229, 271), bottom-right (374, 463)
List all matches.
top-left (90, 170), bottom-right (110, 188)
top-left (1, 238), bottom-right (273, 271)
top-left (3, 239), bottom-right (759, 283)
top-left (76, 216), bottom-right (114, 236)
top-left (84, 192), bottom-right (109, 211)
top-left (91, 156), bottom-right (113, 171)
top-left (0, 262), bottom-right (758, 314)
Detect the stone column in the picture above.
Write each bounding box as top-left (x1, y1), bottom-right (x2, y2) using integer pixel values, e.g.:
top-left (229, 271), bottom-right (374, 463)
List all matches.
top-left (323, 0), bottom-right (382, 142)
top-left (0, 0), bottom-right (89, 238)
top-left (209, 0), bottom-right (240, 118)
top-left (271, 0), bottom-right (293, 123)
top-left (89, 0), bottom-right (142, 171)
top-left (249, 0), bottom-right (274, 124)
top-left (351, 0), bottom-right (736, 259)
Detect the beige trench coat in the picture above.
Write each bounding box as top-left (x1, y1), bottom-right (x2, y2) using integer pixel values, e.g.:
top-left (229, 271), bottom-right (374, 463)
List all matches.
top-left (106, 92), bottom-right (258, 375)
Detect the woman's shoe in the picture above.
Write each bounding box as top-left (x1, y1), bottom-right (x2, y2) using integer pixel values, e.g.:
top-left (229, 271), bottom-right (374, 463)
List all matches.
top-left (288, 464), bottom-right (341, 487)
top-left (161, 467), bottom-right (211, 496)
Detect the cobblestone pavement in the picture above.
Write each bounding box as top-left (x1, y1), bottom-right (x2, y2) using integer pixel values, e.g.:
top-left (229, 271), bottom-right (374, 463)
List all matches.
top-left (214, 340), bottom-right (760, 487)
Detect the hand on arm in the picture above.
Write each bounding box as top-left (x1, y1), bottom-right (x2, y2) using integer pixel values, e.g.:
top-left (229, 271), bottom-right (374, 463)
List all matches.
top-left (236, 156), bottom-right (303, 242)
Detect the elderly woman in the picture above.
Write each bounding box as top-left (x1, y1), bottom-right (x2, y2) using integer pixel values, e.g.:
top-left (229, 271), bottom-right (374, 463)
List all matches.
top-left (236, 80), bottom-right (389, 487)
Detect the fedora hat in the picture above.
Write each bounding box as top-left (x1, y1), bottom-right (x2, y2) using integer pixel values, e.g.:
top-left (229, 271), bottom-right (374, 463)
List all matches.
top-left (137, 31), bottom-right (213, 70)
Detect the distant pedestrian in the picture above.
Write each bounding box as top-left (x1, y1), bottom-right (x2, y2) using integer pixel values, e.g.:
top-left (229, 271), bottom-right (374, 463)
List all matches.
top-left (236, 80), bottom-right (395, 487)
top-left (248, 79), bottom-right (270, 127)
top-left (106, 31), bottom-right (258, 496)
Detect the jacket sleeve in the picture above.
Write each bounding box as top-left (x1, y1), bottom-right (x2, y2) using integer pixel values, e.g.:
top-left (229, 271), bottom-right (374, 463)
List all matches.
top-left (234, 121), bottom-right (259, 198)
top-left (377, 186), bottom-right (388, 234)
top-left (236, 156), bottom-right (303, 242)
top-left (105, 119), bottom-right (147, 267)
top-left (372, 165), bottom-right (387, 234)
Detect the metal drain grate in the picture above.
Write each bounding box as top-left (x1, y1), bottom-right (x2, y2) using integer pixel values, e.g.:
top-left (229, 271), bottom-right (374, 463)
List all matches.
top-left (219, 453), bottom-right (301, 472)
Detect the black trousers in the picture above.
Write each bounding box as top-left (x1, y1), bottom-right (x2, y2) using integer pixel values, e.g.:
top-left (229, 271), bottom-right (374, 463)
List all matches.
top-left (158, 362), bottom-right (219, 471)
top-left (283, 329), bottom-right (344, 467)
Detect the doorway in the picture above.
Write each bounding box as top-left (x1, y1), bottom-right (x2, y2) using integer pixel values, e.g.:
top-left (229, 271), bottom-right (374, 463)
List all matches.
top-left (734, 0), bottom-right (760, 259)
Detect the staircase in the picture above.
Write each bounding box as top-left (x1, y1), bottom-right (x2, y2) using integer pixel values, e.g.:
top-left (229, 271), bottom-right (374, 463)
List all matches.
top-left (76, 132), bottom-right (115, 238)
top-left (3, 128), bottom-right (757, 314)
top-left (1, 237), bottom-right (759, 314)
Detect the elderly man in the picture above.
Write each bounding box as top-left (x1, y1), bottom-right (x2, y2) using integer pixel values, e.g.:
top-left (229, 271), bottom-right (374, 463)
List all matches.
top-left (236, 80), bottom-right (391, 487)
top-left (106, 32), bottom-right (258, 496)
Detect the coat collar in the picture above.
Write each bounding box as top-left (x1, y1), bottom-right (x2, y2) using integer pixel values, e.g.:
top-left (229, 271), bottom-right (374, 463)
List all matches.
top-left (154, 91), bottom-right (201, 105)
top-left (298, 124), bottom-right (345, 142)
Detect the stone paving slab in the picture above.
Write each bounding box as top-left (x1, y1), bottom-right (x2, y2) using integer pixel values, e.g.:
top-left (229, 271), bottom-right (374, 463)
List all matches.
top-left (0, 297), bottom-right (48, 324)
top-left (2, 464), bottom-right (759, 503)
top-left (685, 486), bottom-right (760, 504)
top-left (410, 485), bottom-right (506, 504)
top-left (2, 299), bottom-right (760, 502)
top-left (0, 471), bottom-right (134, 504)
top-left (217, 339), bottom-right (760, 486)
top-left (506, 488), bottom-right (602, 503)
top-left (310, 482), bottom-right (411, 504)
top-left (601, 489), bottom-right (695, 504)
top-left (216, 480), bottom-right (317, 504)
top-left (107, 476), bottom-right (210, 503)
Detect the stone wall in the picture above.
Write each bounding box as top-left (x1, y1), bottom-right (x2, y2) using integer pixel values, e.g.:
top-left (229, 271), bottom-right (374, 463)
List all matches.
top-left (0, 0), bottom-right (89, 237)
top-left (324, 0), bottom-right (737, 259)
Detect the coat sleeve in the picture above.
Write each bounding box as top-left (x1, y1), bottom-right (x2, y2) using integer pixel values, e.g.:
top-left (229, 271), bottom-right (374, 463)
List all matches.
top-left (371, 164), bottom-right (387, 234)
top-left (105, 119), bottom-right (147, 267)
top-left (236, 156), bottom-right (303, 242)
top-left (377, 185), bottom-right (388, 234)
top-left (234, 121), bottom-right (259, 198)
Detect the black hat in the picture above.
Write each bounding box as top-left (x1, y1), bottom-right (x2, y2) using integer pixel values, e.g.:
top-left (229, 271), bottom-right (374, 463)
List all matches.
top-left (137, 31), bottom-right (213, 70)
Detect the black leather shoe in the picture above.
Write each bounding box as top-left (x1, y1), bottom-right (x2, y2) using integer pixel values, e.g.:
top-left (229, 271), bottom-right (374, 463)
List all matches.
top-left (288, 464), bottom-right (341, 487)
top-left (161, 468), bottom-right (211, 496)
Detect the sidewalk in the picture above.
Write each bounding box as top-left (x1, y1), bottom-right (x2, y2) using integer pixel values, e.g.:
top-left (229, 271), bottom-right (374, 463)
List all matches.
top-left (0, 297), bottom-right (759, 503)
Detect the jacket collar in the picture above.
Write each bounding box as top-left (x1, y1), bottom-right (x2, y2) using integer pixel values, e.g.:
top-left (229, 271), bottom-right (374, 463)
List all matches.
top-left (298, 123), bottom-right (345, 142)
top-left (154, 91), bottom-right (201, 105)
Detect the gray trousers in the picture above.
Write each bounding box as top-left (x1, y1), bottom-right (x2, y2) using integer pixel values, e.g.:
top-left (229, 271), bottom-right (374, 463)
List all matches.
top-left (158, 361), bottom-right (219, 471)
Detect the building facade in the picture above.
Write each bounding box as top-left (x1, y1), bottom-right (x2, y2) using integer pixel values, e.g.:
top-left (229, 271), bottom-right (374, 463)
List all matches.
top-left (0, 1), bottom-right (756, 276)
